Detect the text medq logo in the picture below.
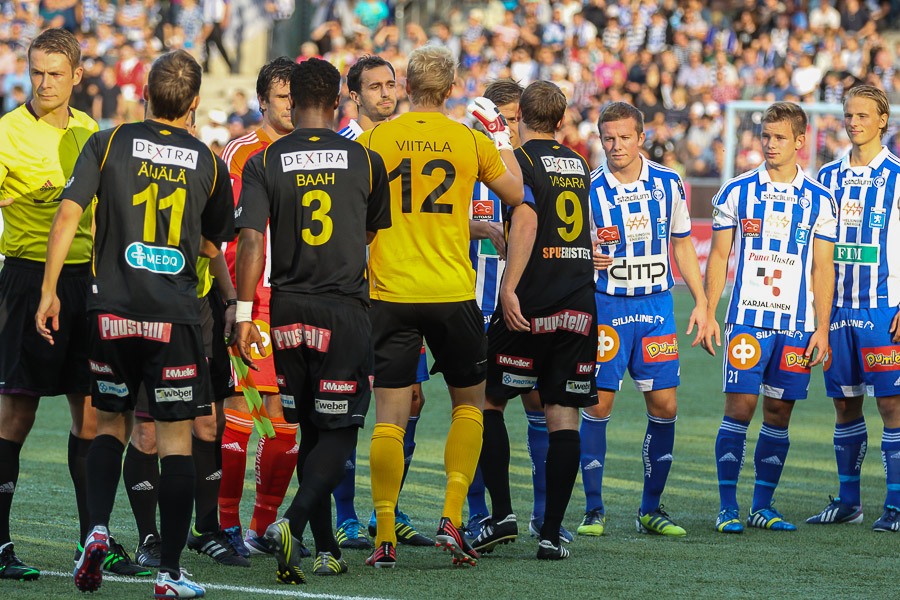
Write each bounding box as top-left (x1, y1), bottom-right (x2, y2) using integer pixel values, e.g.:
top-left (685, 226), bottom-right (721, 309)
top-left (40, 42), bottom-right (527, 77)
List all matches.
top-left (125, 242), bottom-right (185, 275)
top-left (319, 380), bottom-right (357, 393)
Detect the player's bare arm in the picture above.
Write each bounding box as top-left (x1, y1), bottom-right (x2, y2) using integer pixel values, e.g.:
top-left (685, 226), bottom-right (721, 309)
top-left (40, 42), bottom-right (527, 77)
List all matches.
top-left (807, 236), bottom-right (835, 366)
top-left (234, 227), bottom-right (266, 368)
top-left (469, 220), bottom-right (507, 259)
top-left (500, 203), bottom-right (537, 332)
top-left (35, 198), bottom-right (84, 344)
top-left (671, 234), bottom-right (708, 347)
top-left (702, 226), bottom-right (735, 356)
top-left (199, 237), bottom-right (221, 258)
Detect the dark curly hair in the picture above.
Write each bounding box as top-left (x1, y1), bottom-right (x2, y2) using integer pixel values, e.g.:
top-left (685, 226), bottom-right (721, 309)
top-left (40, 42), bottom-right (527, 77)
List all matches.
top-left (290, 58), bottom-right (340, 110)
top-left (346, 55), bottom-right (395, 95)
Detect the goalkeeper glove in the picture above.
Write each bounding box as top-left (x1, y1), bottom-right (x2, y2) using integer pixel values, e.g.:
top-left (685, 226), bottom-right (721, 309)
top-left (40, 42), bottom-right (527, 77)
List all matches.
top-left (467, 96), bottom-right (513, 152)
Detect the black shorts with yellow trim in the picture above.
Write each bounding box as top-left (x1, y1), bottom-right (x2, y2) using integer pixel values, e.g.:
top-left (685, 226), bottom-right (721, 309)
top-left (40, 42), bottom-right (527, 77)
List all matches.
top-left (0, 257), bottom-right (91, 397)
top-left (486, 286), bottom-right (598, 409)
top-left (89, 311), bottom-right (212, 422)
top-left (270, 293), bottom-right (372, 429)
top-left (371, 299), bottom-right (486, 388)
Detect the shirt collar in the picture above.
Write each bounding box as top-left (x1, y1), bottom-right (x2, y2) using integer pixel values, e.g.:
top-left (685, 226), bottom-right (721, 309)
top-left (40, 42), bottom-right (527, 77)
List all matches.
top-left (601, 154), bottom-right (649, 189)
top-left (756, 162), bottom-right (805, 190)
top-left (839, 145), bottom-right (890, 172)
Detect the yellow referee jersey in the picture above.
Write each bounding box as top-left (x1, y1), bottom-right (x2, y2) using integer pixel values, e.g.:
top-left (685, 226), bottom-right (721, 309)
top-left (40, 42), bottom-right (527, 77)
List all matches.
top-left (0, 103), bottom-right (98, 263)
top-left (358, 112), bottom-right (506, 302)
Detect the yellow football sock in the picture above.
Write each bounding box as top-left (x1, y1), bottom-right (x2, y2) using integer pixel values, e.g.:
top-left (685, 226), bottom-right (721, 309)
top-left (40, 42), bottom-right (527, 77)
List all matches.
top-left (443, 404), bottom-right (484, 527)
top-left (370, 423), bottom-right (406, 546)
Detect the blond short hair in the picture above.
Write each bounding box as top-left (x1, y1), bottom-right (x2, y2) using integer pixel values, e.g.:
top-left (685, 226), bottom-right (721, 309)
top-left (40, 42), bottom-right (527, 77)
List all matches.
top-left (845, 85), bottom-right (890, 137)
top-left (406, 45), bottom-right (456, 108)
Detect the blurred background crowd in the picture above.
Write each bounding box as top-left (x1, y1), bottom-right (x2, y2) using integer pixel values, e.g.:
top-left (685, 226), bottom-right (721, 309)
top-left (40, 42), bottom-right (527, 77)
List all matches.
top-left (1, 0), bottom-right (900, 177)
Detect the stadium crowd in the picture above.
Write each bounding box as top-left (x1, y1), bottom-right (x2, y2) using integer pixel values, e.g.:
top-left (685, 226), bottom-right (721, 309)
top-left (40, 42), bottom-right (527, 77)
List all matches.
top-left (0, 2), bottom-right (900, 174)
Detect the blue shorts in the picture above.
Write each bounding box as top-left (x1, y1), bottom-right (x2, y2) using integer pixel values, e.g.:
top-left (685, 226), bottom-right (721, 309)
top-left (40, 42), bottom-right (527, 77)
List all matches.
top-left (722, 324), bottom-right (812, 400)
top-left (416, 345), bottom-right (429, 383)
top-left (594, 291), bottom-right (680, 392)
top-left (825, 306), bottom-right (900, 398)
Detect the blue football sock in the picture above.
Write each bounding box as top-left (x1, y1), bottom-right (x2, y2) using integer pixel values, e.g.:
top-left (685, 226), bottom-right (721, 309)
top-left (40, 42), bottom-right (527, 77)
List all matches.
top-left (580, 411), bottom-right (608, 513)
top-left (834, 417), bottom-right (867, 506)
top-left (332, 449), bottom-right (357, 525)
top-left (716, 416), bottom-right (749, 511)
top-left (395, 415), bottom-right (419, 516)
top-left (466, 464), bottom-right (489, 520)
top-left (881, 427), bottom-right (900, 509)
top-left (525, 410), bottom-right (548, 520)
top-left (752, 423), bottom-right (790, 512)
top-left (640, 414), bottom-right (676, 515)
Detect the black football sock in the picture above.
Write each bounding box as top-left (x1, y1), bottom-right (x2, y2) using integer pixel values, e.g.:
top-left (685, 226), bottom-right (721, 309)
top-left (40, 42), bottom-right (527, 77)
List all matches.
top-left (0, 437), bottom-right (22, 545)
top-left (85, 435), bottom-right (126, 530)
top-left (68, 432), bottom-right (93, 542)
top-left (540, 429), bottom-right (580, 544)
top-left (479, 409), bottom-right (513, 519)
top-left (192, 436), bottom-right (220, 533)
top-left (123, 442), bottom-right (160, 541)
top-left (159, 454), bottom-right (194, 576)
top-left (309, 495), bottom-right (340, 558)
top-left (284, 426), bottom-right (356, 542)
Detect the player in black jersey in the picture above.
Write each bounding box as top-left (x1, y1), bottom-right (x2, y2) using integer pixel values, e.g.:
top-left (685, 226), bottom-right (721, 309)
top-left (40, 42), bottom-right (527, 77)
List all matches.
top-left (36, 50), bottom-right (234, 599)
top-left (234, 57), bottom-right (391, 583)
top-left (474, 81), bottom-right (606, 561)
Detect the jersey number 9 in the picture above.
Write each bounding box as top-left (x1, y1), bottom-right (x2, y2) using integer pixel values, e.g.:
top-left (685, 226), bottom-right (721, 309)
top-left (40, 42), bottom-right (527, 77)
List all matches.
top-left (556, 191), bottom-right (583, 242)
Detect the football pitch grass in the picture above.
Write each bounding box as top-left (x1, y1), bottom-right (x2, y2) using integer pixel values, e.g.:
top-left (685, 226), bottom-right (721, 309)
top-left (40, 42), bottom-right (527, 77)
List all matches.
top-left (6, 289), bottom-right (897, 599)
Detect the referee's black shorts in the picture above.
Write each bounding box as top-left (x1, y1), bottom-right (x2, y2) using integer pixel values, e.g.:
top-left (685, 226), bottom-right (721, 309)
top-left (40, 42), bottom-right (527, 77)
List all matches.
top-left (0, 257), bottom-right (90, 397)
top-left (371, 299), bottom-right (486, 389)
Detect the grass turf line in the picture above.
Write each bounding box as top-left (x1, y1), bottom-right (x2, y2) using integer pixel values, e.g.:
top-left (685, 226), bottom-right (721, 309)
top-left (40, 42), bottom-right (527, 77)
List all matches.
top-left (7, 289), bottom-right (897, 599)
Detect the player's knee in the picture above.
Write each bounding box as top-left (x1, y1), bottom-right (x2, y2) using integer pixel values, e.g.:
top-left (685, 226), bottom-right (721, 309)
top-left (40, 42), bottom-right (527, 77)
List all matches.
top-left (833, 396), bottom-right (864, 421)
top-left (485, 395), bottom-right (508, 412)
top-left (875, 395), bottom-right (900, 426)
top-left (192, 414), bottom-right (218, 442)
top-left (762, 397), bottom-right (794, 427)
top-left (131, 420), bottom-right (158, 454)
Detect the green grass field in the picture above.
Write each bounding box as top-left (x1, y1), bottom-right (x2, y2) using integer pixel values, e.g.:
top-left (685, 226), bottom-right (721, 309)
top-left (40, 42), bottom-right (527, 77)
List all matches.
top-left (5, 288), bottom-right (897, 599)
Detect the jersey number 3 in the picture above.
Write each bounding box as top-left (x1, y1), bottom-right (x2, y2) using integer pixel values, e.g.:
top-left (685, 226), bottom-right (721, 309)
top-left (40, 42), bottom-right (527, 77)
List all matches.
top-left (389, 158), bottom-right (456, 214)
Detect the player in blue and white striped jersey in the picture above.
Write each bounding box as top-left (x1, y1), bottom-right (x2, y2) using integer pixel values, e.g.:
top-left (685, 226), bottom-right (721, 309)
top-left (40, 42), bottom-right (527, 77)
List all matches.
top-left (461, 80), bottom-right (574, 547)
top-left (808, 86), bottom-right (900, 532)
top-left (704, 102), bottom-right (837, 534)
top-left (332, 56), bottom-right (435, 549)
top-left (579, 102), bottom-right (708, 539)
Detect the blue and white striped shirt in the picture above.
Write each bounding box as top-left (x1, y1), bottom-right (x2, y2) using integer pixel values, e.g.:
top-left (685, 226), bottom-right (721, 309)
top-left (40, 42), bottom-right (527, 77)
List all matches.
top-left (337, 119), bottom-right (363, 141)
top-left (589, 156), bottom-right (691, 297)
top-left (713, 163), bottom-right (838, 331)
top-left (469, 182), bottom-right (504, 318)
top-left (817, 146), bottom-right (900, 309)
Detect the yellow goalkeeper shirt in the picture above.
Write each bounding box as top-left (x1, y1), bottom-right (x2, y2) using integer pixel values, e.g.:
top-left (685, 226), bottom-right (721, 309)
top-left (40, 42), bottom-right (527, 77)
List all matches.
top-left (358, 112), bottom-right (506, 302)
top-left (0, 103), bottom-right (98, 263)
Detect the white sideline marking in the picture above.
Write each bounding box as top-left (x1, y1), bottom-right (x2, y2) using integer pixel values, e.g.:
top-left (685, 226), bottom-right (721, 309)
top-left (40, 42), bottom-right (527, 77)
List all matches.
top-left (44, 571), bottom-right (393, 600)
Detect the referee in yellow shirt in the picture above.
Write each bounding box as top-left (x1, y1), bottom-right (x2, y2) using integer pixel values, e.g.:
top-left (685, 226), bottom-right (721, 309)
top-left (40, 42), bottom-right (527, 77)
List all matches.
top-left (357, 45), bottom-right (523, 568)
top-left (0, 29), bottom-right (98, 580)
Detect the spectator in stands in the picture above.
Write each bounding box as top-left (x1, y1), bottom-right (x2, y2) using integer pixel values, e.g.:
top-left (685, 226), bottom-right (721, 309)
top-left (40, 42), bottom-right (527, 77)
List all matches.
top-left (227, 90), bottom-right (262, 129)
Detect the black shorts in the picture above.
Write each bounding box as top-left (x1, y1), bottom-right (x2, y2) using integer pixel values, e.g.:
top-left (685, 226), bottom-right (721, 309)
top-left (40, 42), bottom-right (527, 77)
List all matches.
top-left (0, 257), bottom-right (91, 396)
top-left (204, 287), bottom-right (234, 402)
top-left (486, 287), bottom-right (598, 409)
top-left (89, 311), bottom-right (212, 422)
top-left (371, 299), bottom-right (486, 388)
top-left (135, 292), bottom-right (228, 417)
top-left (270, 293), bottom-right (372, 429)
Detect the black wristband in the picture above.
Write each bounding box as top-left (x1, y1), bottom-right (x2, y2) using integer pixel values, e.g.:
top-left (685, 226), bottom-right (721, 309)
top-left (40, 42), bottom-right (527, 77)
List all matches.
top-left (223, 298), bottom-right (238, 307)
